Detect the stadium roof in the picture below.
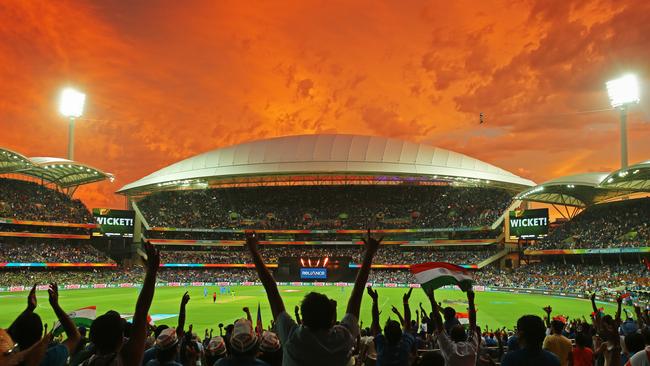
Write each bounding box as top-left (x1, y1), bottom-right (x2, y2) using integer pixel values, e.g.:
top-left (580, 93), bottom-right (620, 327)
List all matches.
top-left (118, 134), bottom-right (535, 194)
top-left (601, 160), bottom-right (650, 191)
top-left (514, 168), bottom-right (648, 207)
top-left (0, 147), bottom-right (114, 188)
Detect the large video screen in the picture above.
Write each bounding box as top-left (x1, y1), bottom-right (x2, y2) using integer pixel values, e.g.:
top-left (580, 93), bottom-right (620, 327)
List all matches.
top-left (92, 208), bottom-right (134, 238)
top-left (300, 268), bottom-right (327, 279)
top-left (276, 256), bottom-right (353, 282)
top-left (508, 208), bottom-right (549, 239)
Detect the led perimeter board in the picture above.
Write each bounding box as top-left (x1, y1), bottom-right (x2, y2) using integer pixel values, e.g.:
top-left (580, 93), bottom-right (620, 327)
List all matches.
top-left (92, 208), bottom-right (135, 238)
top-left (508, 208), bottom-right (549, 239)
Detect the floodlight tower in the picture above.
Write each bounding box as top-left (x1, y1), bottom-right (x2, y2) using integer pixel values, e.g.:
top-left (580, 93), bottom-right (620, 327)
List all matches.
top-left (606, 74), bottom-right (640, 169)
top-left (58, 87), bottom-right (86, 160)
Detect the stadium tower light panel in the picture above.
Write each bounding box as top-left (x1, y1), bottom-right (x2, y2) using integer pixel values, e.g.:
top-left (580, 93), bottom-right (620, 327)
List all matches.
top-left (58, 87), bottom-right (86, 160)
top-left (606, 74), bottom-right (640, 169)
top-left (59, 87), bottom-right (86, 118)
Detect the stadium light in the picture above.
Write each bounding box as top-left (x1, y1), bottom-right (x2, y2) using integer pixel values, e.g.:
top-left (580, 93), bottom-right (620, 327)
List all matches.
top-left (606, 74), bottom-right (640, 169)
top-left (58, 87), bottom-right (86, 160)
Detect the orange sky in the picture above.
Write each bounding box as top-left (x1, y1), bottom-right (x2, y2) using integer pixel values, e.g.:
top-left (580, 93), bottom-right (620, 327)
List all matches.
top-left (1, 0), bottom-right (649, 209)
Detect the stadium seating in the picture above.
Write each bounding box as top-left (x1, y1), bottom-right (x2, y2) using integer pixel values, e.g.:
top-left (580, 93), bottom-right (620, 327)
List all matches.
top-left (0, 241), bottom-right (114, 263)
top-left (531, 198), bottom-right (650, 249)
top-left (137, 185), bottom-right (512, 230)
top-left (0, 178), bottom-right (94, 223)
top-left (158, 246), bottom-right (502, 265)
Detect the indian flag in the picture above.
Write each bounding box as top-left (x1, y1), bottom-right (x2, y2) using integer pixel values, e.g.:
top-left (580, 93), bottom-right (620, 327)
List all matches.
top-left (53, 306), bottom-right (96, 336)
top-left (410, 262), bottom-right (473, 292)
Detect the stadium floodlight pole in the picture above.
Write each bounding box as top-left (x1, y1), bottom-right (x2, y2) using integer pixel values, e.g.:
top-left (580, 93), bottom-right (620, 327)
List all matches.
top-left (58, 87), bottom-right (86, 160)
top-left (606, 74), bottom-right (640, 169)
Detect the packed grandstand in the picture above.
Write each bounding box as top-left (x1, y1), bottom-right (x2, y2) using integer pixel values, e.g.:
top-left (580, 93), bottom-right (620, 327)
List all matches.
top-left (1, 136), bottom-right (649, 366)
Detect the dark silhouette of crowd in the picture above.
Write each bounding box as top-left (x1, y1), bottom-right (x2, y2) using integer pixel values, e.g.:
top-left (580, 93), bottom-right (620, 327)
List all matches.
top-left (531, 198), bottom-right (650, 250)
top-left (137, 185), bottom-right (512, 230)
top-left (3, 235), bottom-right (650, 366)
top-left (0, 178), bottom-right (94, 223)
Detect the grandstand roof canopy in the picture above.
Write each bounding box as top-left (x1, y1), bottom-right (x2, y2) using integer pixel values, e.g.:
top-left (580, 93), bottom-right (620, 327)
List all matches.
top-left (0, 147), bottom-right (114, 188)
top-left (514, 166), bottom-right (650, 207)
top-left (118, 134), bottom-right (536, 194)
top-left (601, 160), bottom-right (650, 191)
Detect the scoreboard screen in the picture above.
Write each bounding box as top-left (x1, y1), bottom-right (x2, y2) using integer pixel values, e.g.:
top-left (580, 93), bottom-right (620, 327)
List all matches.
top-left (276, 256), bottom-right (353, 282)
top-left (508, 208), bottom-right (549, 239)
top-left (300, 268), bottom-right (328, 279)
top-left (92, 208), bottom-right (135, 238)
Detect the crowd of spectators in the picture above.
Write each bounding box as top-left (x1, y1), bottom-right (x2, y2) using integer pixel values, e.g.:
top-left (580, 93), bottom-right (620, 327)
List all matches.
top-left (0, 241), bottom-right (114, 263)
top-left (0, 178), bottom-right (94, 223)
top-left (159, 246), bottom-right (502, 265)
top-left (6, 233), bottom-right (649, 366)
top-left (531, 198), bottom-right (650, 250)
top-left (138, 185), bottom-right (512, 230)
top-left (475, 262), bottom-right (650, 293)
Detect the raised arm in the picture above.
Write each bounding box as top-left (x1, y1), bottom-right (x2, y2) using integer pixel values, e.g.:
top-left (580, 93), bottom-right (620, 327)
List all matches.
top-left (346, 230), bottom-right (381, 319)
top-left (48, 283), bottom-right (81, 354)
top-left (402, 288), bottom-right (413, 331)
top-left (543, 305), bottom-right (552, 329)
top-left (367, 286), bottom-right (380, 336)
top-left (391, 306), bottom-right (405, 327)
top-left (246, 231), bottom-right (285, 318)
top-left (615, 296), bottom-right (622, 324)
top-left (8, 284), bottom-right (38, 340)
top-left (243, 307), bottom-right (252, 322)
top-left (177, 291), bottom-right (190, 338)
top-left (467, 290), bottom-right (477, 335)
top-left (590, 293), bottom-right (603, 330)
top-left (294, 305), bottom-right (301, 324)
top-left (122, 242), bottom-right (159, 366)
top-left (425, 287), bottom-right (443, 333)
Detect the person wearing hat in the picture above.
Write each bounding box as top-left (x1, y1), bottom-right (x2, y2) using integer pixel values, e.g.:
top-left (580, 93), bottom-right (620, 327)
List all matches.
top-left (215, 319), bottom-right (269, 366)
top-left (206, 336), bottom-right (228, 366)
top-left (258, 331), bottom-right (282, 366)
top-left (146, 327), bottom-right (182, 366)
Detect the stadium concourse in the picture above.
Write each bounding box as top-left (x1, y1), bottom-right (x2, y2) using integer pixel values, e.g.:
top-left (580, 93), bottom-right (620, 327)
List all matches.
top-left (1, 136), bottom-right (650, 366)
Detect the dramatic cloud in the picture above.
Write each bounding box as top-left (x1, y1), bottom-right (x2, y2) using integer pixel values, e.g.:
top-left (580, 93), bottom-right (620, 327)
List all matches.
top-left (0, 0), bottom-right (648, 208)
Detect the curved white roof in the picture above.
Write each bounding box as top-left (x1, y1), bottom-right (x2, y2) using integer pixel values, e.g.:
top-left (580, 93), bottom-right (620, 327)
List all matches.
top-left (602, 160), bottom-right (650, 191)
top-left (514, 172), bottom-right (642, 207)
top-left (118, 134), bottom-right (535, 193)
top-left (0, 147), bottom-right (114, 188)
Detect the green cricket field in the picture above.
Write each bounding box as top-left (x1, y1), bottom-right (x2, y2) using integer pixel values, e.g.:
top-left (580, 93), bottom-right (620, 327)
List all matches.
top-left (0, 286), bottom-right (619, 332)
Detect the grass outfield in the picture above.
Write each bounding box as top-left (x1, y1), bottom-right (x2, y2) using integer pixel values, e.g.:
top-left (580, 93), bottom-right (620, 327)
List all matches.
top-left (0, 286), bottom-right (621, 332)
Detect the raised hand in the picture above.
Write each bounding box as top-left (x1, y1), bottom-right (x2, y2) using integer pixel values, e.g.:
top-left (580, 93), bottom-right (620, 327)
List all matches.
top-left (245, 231), bottom-right (259, 253)
top-left (243, 306), bottom-right (250, 313)
top-left (142, 242), bottom-right (160, 273)
top-left (466, 289), bottom-right (475, 302)
top-left (27, 284), bottom-right (37, 311)
top-left (403, 288), bottom-right (413, 303)
top-left (590, 293), bottom-right (596, 301)
top-left (543, 305), bottom-right (552, 314)
top-left (616, 296), bottom-right (623, 304)
top-left (181, 291), bottom-right (190, 306)
top-left (391, 305), bottom-right (400, 316)
top-left (367, 286), bottom-right (379, 300)
top-left (361, 229), bottom-right (382, 256)
top-left (48, 283), bottom-right (59, 307)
